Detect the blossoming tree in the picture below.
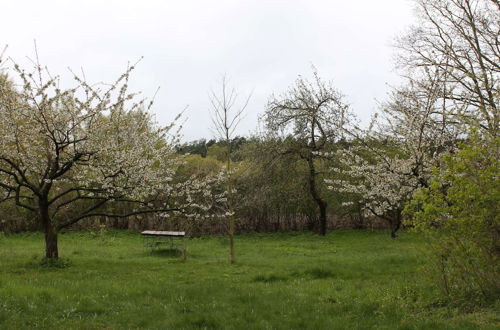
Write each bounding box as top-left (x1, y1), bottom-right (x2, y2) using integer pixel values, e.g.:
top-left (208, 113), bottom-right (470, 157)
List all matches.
top-left (328, 73), bottom-right (458, 237)
top-left (0, 60), bottom-right (215, 258)
top-left (264, 70), bottom-right (352, 235)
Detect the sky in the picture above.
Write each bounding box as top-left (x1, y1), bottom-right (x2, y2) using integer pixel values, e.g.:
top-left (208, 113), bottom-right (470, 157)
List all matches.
top-left (1, 0), bottom-right (416, 141)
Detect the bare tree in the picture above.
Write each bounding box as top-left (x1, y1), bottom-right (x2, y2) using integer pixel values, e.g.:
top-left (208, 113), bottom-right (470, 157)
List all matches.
top-left (209, 75), bottom-right (251, 263)
top-left (397, 0), bottom-right (499, 135)
top-left (264, 70), bottom-right (352, 236)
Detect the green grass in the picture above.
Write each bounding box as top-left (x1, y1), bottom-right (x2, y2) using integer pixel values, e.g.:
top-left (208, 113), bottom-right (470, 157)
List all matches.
top-left (0, 230), bottom-right (498, 329)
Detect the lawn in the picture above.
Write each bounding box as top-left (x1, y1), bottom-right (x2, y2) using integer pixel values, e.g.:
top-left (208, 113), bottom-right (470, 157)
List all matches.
top-left (0, 230), bottom-right (498, 329)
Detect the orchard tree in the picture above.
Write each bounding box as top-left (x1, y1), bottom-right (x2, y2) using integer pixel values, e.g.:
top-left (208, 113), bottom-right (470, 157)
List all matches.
top-left (264, 70), bottom-right (352, 235)
top-left (0, 59), bottom-right (215, 259)
top-left (209, 75), bottom-right (251, 263)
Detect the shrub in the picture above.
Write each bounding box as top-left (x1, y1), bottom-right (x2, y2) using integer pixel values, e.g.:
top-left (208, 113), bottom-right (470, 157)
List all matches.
top-left (406, 132), bottom-right (499, 303)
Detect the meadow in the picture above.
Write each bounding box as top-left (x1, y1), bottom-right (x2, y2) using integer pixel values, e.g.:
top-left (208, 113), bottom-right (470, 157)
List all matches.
top-left (0, 230), bottom-right (498, 329)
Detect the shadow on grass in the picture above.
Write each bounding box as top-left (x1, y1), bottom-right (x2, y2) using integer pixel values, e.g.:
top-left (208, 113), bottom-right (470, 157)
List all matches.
top-left (303, 267), bottom-right (335, 279)
top-left (252, 267), bottom-right (336, 284)
top-left (188, 317), bottom-right (219, 329)
top-left (253, 273), bottom-right (289, 283)
top-left (148, 248), bottom-right (181, 258)
top-left (24, 256), bottom-right (72, 271)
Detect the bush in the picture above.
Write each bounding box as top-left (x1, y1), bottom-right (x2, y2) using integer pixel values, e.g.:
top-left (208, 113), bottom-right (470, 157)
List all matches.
top-left (406, 132), bottom-right (500, 303)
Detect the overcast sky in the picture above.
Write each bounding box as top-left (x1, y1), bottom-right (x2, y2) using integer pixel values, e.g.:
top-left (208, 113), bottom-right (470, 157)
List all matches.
top-left (2, 0), bottom-right (416, 141)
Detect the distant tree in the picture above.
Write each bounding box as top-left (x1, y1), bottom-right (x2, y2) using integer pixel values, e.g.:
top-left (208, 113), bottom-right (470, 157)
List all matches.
top-left (0, 60), bottom-right (215, 259)
top-left (264, 70), bottom-right (352, 235)
top-left (176, 139), bottom-right (210, 157)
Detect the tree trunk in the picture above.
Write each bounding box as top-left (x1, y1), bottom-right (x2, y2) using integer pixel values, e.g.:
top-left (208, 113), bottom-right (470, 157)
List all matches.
top-left (390, 210), bottom-right (402, 239)
top-left (229, 217), bottom-right (235, 264)
top-left (318, 202), bottom-right (327, 236)
top-left (39, 197), bottom-right (59, 259)
top-left (44, 222), bottom-right (59, 258)
top-left (226, 142), bottom-right (236, 264)
top-left (306, 157), bottom-right (328, 236)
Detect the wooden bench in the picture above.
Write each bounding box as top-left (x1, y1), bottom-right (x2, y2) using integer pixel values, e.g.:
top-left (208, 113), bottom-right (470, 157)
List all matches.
top-left (141, 230), bottom-right (185, 251)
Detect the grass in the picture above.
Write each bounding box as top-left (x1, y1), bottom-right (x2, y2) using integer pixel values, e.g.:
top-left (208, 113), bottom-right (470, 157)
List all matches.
top-left (0, 230), bottom-right (498, 329)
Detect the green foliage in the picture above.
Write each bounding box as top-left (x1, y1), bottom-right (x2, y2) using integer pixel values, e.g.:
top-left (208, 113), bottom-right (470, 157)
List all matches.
top-left (177, 154), bottom-right (222, 178)
top-left (406, 132), bottom-right (500, 302)
top-left (206, 144), bottom-right (228, 162)
top-left (1, 230), bottom-right (498, 328)
top-left (234, 138), bottom-right (318, 228)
